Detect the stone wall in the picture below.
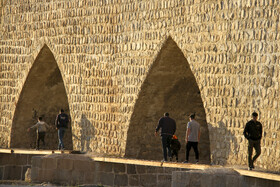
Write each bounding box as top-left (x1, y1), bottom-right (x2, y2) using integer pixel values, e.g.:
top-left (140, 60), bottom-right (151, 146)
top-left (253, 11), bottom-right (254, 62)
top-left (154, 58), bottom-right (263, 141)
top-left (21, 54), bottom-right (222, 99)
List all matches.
top-left (31, 154), bottom-right (280, 187)
top-left (0, 153), bottom-right (43, 180)
top-left (0, 0), bottom-right (280, 172)
top-left (31, 154), bottom-right (186, 186)
top-left (172, 169), bottom-right (280, 187)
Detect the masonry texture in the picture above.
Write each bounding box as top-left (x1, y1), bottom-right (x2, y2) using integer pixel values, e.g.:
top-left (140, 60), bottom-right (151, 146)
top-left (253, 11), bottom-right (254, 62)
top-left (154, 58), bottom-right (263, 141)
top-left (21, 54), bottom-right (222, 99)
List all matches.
top-left (1, 0), bottom-right (280, 172)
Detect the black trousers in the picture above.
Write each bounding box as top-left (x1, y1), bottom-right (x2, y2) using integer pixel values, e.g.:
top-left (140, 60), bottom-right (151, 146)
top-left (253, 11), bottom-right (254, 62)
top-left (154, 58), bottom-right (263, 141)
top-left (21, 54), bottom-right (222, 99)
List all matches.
top-left (36, 132), bottom-right (46, 149)
top-left (248, 139), bottom-right (261, 167)
top-left (186, 141), bottom-right (199, 161)
top-left (161, 135), bottom-right (172, 161)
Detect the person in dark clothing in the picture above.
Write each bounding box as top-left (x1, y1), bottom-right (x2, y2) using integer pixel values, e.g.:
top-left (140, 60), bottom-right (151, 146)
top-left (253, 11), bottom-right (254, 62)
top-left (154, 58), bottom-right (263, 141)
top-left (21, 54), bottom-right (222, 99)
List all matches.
top-left (170, 135), bottom-right (181, 162)
top-left (55, 109), bottom-right (69, 150)
top-left (243, 112), bottom-right (263, 170)
top-left (155, 112), bottom-right (176, 162)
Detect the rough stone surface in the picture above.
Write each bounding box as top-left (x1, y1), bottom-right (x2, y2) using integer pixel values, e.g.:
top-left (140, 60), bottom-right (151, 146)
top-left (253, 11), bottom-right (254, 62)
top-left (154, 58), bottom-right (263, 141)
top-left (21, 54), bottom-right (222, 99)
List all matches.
top-left (0, 0), bottom-right (280, 171)
top-left (128, 174), bottom-right (139, 186)
top-left (28, 155), bottom-right (280, 186)
top-left (114, 174), bottom-right (128, 186)
top-left (0, 166), bottom-right (3, 180)
top-left (172, 168), bottom-right (280, 187)
top-left (2, 165), bottom-right (22, 180)
top-left (127, 164), bottom-right (136, 174)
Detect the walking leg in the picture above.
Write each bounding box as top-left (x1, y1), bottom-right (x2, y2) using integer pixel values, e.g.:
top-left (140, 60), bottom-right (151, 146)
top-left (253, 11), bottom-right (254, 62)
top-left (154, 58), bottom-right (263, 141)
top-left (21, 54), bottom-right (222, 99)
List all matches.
top-left (252, 140), bottom-right (261, 166)
top-left (161, 135), bottom-right (168, 161)
top-left (185, 142), bottom-right (191, 162)
top-left (248, 140), bottom-right (254, 168)
top-left (193, 142), bottom-right (199, 162)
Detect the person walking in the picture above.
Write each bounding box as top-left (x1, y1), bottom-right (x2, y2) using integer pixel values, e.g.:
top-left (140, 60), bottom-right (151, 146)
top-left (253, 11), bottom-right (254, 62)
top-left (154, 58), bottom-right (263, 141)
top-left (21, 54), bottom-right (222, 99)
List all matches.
top-left (55, 109), bottom-right (69, 150)
top-left (243, 112), bottom-right (263, 170)
top-left (184, 113), bottom-right (200, 163)
top-left (155, 112), bottom-right (176, 162)
top-left (27, 117), bottom-right (50, 150)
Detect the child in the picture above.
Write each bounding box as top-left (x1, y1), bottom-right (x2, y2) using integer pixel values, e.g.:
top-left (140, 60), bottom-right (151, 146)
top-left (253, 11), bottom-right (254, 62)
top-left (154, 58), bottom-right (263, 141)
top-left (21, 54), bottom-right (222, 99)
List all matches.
top-left (27, 117), bottom-right (50, 150)
top-left (170, 135), bottom-right (181, 162)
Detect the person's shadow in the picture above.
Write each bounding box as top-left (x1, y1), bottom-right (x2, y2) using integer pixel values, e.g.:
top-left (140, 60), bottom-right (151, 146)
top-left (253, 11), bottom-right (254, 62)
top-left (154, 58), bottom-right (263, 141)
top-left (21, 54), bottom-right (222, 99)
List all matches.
top-left (208, 116), bottom-right (238, 166)
top-left (76, 114), bottom-right (95, 152)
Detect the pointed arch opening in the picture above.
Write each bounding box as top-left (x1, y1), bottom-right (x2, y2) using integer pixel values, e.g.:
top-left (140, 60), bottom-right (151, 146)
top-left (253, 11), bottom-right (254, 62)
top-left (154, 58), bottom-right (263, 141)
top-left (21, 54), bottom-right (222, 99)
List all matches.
top-left (125, 37), bottom-right (210, 163)
top-left (10, 45), bottom-right (73, 150)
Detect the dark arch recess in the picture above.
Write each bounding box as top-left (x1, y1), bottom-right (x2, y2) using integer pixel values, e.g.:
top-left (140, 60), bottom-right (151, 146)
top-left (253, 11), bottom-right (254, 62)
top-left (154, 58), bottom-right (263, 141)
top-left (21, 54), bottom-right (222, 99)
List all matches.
top-left (125, 37), bottom-right (210, 163)
top-left (10, 45), bottom-right (73, 150)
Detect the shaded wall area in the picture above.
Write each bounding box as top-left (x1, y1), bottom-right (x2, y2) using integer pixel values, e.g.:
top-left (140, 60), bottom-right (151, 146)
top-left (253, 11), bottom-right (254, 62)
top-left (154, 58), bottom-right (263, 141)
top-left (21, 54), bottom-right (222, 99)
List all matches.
top-left (10, 45), bottom-right (73, 150)
top-left (30, 154), bottom-right (280, 187)
top-left (0, 153), bottom-right (44, 180)
top-left (125, 38), bottom-right (210, 163)
top-left (31, 154), bottom-right (187, 186)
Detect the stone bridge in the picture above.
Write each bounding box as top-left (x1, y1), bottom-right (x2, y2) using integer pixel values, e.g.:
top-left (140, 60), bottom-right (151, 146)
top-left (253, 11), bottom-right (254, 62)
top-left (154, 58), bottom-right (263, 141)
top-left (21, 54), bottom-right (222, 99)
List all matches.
top-left (0, 0), bottom-right (280, 172)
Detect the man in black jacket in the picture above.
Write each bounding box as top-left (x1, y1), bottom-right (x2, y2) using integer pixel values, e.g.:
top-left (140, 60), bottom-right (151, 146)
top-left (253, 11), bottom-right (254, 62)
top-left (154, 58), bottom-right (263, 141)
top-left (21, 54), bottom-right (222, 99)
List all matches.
top-left (55, 109), bottom-right (69, 150)
top-left (155, 112), bottom-right (176, 162)
top-left (243, 112), bottom-right (263, 170)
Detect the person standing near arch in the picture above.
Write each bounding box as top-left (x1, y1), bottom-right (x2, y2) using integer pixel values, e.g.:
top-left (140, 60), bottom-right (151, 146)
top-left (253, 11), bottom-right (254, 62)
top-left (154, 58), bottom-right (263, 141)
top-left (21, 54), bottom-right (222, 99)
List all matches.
top-left (243, 112), bottom-right (263, 170)
top-left (55, 109), bottom-right (69, 150)
top-left (155, 112), bottom-right (176, 162)
top-left (27, 116), bottom-right (51, 150)
top-left (184, 113), bottom-right (200, 163)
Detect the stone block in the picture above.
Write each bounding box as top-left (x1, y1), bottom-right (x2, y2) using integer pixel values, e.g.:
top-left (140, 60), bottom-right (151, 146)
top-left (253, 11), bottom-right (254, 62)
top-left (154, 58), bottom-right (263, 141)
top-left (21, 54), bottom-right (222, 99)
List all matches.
top-left (42, 158), bottom-right (57, 170)
top-left (225, 175), bottom-right (241, 187)
top-left (0, 166), bottom-right (3, 180)
top-left (31, 167), bottom-right (40, 182)
top-left (158, 174), bottom-right (172, 187)
top-left (171, 171), bottom-right (190, 187)
top-left (127, 164), bottom-right (136, 174)
top-left (57, 158), bottom-right (73, 170)
top-left (128, 174), bottom-right (139, 186)
top-left (0, 154), bottom-right (28, 165)
top-left (211, 175), bottom-right (226, 187)
top-left (140, 174), bottom-right (157, 186)
top-left (113, 163), bottom-right (126, 173)
top-left (95, 162), bottom-right (112, 172)
top-left (164, 167), bottom-right (177, 174)
top-left (3, 165), bottom-right (22, 180)
top-left (114, 174), bottom-right (128, 186)
top-left (31, 156), bottom-right (43, 168)
top-left (100, 172), bottom-right (114, 186)
top-left (92, 172), bottom-right (102, 184)
top-left (136, 165), bottom-right (146, 174)
top-left (254, 177), bottom-right (280, 187)
top-left (71, 170), bottom-right (85, 185)
top-left (146, 166), bottom-right (159, 173)
top-left (200, 173), bottom-right (213, 187)
top-left (28, 154), bottom-right (43, 165)
top-left (189, 172), bottom-right (202, 187)
top-left (54, 169), bottom-right (73, 184)
top-left (40, 169), bottom-right (56, 182)
top-left (84, 171), bottom-right (95, 184)
top-left (90, 161), bottom-right (96, 171)
top-left (157, 167), bottom-right (166, 173)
